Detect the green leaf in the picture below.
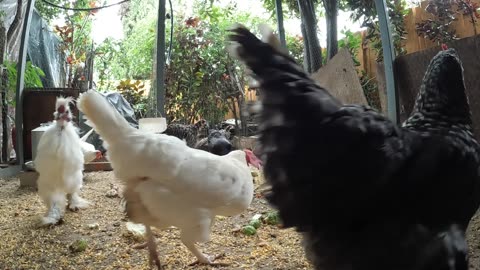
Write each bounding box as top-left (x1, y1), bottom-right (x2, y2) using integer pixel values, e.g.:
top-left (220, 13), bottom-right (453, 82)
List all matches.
top-left (249, 219), bottom-right (262, 229)
top-left (241, 225), bottom-right (257, 236)
top-left (264, 211), bottom-right (281, 226)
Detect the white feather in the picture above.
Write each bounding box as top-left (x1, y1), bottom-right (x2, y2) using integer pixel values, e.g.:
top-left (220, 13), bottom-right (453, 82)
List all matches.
top-left (79, 128), bottom-right (100, 163)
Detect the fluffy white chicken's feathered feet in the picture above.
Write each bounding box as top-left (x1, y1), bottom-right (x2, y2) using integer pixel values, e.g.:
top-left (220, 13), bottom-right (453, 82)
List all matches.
top-left (67, 193), bottom-right (90, 211)
top-left (38, 204), bottom-right (63, 227)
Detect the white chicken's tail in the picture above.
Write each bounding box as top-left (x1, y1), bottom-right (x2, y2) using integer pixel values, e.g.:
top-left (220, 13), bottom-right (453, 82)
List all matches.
top-left (77, 90), bottom-right (134, 142)
top-left (80, 128), bottom-right (94, 142)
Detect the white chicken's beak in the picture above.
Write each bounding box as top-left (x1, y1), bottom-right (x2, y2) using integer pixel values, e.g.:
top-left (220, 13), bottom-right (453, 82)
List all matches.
top-left (55, 112), bottom-right (72, 122)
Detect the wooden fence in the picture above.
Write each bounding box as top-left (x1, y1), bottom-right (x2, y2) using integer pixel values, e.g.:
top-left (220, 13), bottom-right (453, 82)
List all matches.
top-left (358, 0), bottom-right (480, 79)
top-left (224, 88), bottom-right (257, 120)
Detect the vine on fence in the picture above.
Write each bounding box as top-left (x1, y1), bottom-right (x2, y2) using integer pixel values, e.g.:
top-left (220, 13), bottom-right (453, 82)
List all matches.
top-left (416, 0), bottom-right (480, 45)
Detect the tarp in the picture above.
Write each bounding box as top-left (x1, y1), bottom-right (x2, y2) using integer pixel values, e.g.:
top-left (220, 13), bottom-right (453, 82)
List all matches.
top-left (1, 0), bottom-right (28, 60)
top-left (27, 9), bottom-right (66, 87)
top-left (1, 0), bottom-right (66, 87)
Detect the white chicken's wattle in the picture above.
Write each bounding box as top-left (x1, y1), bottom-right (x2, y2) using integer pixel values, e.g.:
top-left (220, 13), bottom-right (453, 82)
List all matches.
top-left (77, 90), bottom-right (255, 269)
top-left (34, 96), bottom-right (90, 226)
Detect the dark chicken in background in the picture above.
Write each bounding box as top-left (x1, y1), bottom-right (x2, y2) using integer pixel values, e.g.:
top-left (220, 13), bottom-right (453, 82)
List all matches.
top-left (195, 128), bottom-right (233, 155)
top-left (227, 24), bottom-right (480, 270)
top-left (163, 119), bottom-right (209, 147)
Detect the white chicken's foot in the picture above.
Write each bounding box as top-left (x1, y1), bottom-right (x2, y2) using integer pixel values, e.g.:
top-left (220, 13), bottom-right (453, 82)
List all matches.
top-left (132, 238), bottom-right (161, 250)
top-left (187, 252), bottom-right (228, 266)
top-left (67, 193), bottom-right (90, 211)
top-left (38, 203), bottom-right (63, 227)
top-left (132, 242), bottom-right (148, 249)
top-left (132, 241), bottom-right (148, 249)
top-left (145, 226), bottom-right (162, 270)
top-left (183, 240), bottom-right (229, 266)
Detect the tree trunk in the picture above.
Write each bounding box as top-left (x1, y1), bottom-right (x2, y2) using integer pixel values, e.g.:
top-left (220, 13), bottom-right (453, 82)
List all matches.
top-left (228, 97), bottom-right (239, 131)
top-left (323, 0), bottom-right (338, 60)
top-left (300, 23), bottom-right (312, 72)
top-left (0, 26), bottom-right (7, 163)
top-left (6, 0), bottom-right (23, 43)
top-left (297, 0), bottom-right (323, 73)
top-left (238, 95), bottom-right (247, 136)
top-left (230, 69), bottom-right (247, 135)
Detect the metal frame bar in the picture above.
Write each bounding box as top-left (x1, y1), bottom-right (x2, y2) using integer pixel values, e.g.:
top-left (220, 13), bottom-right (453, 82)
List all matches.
top-left (156, 0), bottom-right (166, 117)
top-left (275, 0), bottom-right (286, 48)
top-left (15, 0), bottom-right (36, 168)
top-left (374, 0), bottom-right (398, 124)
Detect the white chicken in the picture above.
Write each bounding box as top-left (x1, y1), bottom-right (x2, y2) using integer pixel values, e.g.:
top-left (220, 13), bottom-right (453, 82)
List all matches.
top-left (79, 128), bottom-right (102, 163)
top-left (77, 90), bottom-right (257, 269)
top-left (35, 97), bottom-right (89, 226)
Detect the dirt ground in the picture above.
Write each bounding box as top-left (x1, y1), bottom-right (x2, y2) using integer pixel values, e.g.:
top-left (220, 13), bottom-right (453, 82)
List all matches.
top-left (0, 171), bottom-right (310, 270)
top-left (467, 211), bottom-right (480, 269)
top-left (0, 171), bottom-right (479, 270)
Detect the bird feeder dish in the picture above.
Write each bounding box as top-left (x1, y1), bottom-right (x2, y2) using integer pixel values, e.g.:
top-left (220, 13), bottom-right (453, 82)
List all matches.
top-left (139, 117), bottom-right (167, 133)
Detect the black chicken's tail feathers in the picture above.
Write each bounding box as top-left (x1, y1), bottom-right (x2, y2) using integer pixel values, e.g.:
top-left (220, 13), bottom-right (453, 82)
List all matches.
top-left (227, 24), bottom-right (309, 85)
top-left (226, 23), bottom-right (341, 113)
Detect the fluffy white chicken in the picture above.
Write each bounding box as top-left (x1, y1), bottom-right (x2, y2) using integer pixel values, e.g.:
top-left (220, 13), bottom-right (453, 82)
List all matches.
top-left (77, 90), bottom-right (256, 269)
top-left (35, 97), bottom-right (89, 226)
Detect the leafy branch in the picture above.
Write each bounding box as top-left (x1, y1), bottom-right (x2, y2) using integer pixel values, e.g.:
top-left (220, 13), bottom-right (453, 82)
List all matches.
top-left (416, 0), bottom-right (480, 45)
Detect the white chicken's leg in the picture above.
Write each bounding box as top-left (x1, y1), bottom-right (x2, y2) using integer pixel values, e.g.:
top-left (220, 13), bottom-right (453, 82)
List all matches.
top-left (145, 225), bottom-right (162, 270)
top-left (38, 184), bottom-right (65, 226)
top-left (66, 171), bottom-right (90, 211)
top-left (40, 202), bottom-right (63, 226)
top-left (67, 192), bottom-right (90, 211)
top-left (181, 224), bottom-right (229, 266)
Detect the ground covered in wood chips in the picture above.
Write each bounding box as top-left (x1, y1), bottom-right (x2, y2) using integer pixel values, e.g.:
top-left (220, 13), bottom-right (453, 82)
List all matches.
top-left (1, 171), bottom-right (480, 270)
top-left (0, 171), bottom-right (311, 270)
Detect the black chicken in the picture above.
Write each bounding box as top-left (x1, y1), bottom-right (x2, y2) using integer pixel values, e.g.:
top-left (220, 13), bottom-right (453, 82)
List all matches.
top-left (227, 24), bottom-right (480, 270)
top-left (163, 119), bottom-right (208, 147)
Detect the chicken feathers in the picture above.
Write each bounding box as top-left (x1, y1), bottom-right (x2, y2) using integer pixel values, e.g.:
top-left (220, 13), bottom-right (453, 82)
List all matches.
top-left (77, 90), bottom-right (254, 269)
top-left (227, 24), bottom-right (480, 270)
